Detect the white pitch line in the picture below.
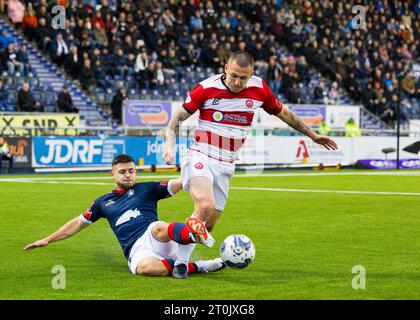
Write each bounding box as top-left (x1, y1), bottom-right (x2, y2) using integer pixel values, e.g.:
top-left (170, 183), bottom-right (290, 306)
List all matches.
top-left (0, 170), bottom-right (420, 182)
top-left (233, 171), bottom-right (420, 178)
top-left (0, 175), bottom-right (180, 181)
top-left (0, 179), bottom-right (113, 186)
top-left (231, 187), bottom-right (420, 196)
top-left (1, 178), bottom-right (418, 196)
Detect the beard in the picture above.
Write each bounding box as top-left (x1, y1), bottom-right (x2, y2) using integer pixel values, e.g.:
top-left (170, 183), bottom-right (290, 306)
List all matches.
top-left (117, 180), bottom-right (135, 190)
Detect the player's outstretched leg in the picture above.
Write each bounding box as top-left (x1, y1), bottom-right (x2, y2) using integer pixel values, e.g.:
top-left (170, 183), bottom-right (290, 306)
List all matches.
top-left (166, 222), bottom-right (197, 279)
top-left (162, 258), bottom-right (226, 278)
top-left (171, 216), bottom-right (215, 279)
top-left (185, 216), bottom-right (215, 248)
top-left (194, 258), bottom-right (226, 273)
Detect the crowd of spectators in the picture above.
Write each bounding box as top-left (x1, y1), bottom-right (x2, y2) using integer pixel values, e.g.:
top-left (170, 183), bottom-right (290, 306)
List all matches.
top-left (275, 0), bottom-right (419, 126)
top-left (9, 1), bottom-right (348, 108)
top-left (1, 0), bottom-right (419, 128)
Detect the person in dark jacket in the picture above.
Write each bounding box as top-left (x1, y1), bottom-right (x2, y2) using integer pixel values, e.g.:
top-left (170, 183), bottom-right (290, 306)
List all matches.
top-left (57, 85), bottom-right (78, 113)
top-left (17, 82), bottom-right (42, 112)
top-left (110, 85), bottom-right (127, 124)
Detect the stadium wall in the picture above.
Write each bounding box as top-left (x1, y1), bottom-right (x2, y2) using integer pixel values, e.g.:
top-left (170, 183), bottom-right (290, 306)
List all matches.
top-left (29, 136), bottom-right (420, 171)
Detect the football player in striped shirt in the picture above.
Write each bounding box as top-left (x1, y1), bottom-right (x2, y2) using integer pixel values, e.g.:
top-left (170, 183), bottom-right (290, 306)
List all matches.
top-left (163, 51), bottom-right (338, 278)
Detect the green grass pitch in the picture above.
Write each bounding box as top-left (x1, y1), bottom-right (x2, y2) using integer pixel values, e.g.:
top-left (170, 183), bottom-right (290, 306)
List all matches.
top-left (0, 170), bottom-right (419, 300)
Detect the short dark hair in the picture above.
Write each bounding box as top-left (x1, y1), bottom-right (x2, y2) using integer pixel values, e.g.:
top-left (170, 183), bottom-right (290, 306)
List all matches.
top-left (228, 51), bottom-right (254, 68)
top-left (112, 154), bottom-right (135, 166)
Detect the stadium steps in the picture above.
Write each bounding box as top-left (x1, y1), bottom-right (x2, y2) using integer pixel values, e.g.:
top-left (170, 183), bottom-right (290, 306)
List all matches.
top-left (0, 16), bottom-right (112, 126)
top-left (360, 108), bottom-right (391, 130)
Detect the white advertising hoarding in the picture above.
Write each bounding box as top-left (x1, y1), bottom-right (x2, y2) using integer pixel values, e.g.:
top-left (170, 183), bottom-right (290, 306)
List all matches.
top-left (235, 136), bottom-right (420, 165)
top-left (325, 105), bottom-right (361, 128)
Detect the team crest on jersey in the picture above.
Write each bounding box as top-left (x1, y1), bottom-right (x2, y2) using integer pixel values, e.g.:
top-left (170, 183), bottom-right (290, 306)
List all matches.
top-left (127, 189), bottom-right (134, 197)
top-left (213, 111), bottom-right (223, 122)
top-left (245, 99), bottom-right (254, 108)
top-left (195, 162), bottom-right (204, 169)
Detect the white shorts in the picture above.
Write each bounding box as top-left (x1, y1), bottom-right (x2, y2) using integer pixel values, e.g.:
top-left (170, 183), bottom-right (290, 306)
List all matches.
top-left (127, 221), bottom-right (178, 275)
top-left (181, 149), bottom-right (235, 211)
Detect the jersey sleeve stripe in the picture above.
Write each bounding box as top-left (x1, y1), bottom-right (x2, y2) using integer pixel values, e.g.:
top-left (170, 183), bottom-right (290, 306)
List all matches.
top-left (79, 214), bottom-right (93, 224)
top-left (182, 104), bottom-right (194, 114)
top-left (167, 180), bottom-right (175, 197)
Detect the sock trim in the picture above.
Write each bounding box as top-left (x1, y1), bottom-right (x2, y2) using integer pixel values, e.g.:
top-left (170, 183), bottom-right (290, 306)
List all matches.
top-left (188, 263), bottom-right (197, 273)
top-left (161, 259), bottom-right (174, 274)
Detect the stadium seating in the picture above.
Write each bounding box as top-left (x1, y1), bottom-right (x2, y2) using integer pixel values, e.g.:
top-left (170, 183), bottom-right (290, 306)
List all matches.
top-left (1, 0), bottom-right (417, 128)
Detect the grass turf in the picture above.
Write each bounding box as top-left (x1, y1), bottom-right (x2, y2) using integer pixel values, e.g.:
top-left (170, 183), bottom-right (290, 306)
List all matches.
top-left (0, 170), bottom-right (419, 300)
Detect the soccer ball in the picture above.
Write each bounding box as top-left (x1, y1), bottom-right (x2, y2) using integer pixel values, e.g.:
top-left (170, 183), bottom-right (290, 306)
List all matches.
top-left (220, 234), bottom-right (256, 268)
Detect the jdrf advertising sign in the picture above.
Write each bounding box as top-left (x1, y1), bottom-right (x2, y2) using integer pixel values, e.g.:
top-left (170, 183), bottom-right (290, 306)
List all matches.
top-left (32, 137), bottom-right (188, 167)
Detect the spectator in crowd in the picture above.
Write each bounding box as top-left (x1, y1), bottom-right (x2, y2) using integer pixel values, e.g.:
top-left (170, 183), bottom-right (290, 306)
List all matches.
top-left (110, 84), bottom-right (127, 124)
top-left (379, 97), bottom-right (395, 127)
top-left (134, 48), bottom-right (149, 88)
top-left (92, 21), bottom-right (108, 47)
top-left (266, 56), bottom-right (282, 95)
top-left (8, 0), bottom-right (25, 25)
top-left (17, 82), bottom-right (43, 112)
top-left (181, 43), bottom-right (200, 67)
top-left (0, 136), bottom-right (14, 173)
top-left (79, 59), bottom-right (96, 93)
top-left (49, 32), bottom-right (70, 66)
top-left (93, 59), bottom-right (108, 89)
top-left (327, 81), bottom-right (340, 104)
top-left (313, 80), bottom-right (326, 104)
top-left (22, 5), bottom-right (38, 41)
top-left (401, 72), bottom-right (416, 97)
top-left (34, 17), bottom-right (50, 51)
top-left (0, 31), bottom-right (14, 49)
top-left (17, 44), bottom-right (30, 76)
top-left (1, 42), bottom-right (25, 75)
top-left (155, 62), bottom-right (166, 90)
top-left (57, 85), bottom-right (78, 113)
top-left (64, 45), bottom-right (80, 79)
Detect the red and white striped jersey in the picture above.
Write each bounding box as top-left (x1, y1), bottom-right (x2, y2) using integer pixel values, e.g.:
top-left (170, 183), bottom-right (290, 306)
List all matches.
top-left (182, 74), bottom-right (283, 162)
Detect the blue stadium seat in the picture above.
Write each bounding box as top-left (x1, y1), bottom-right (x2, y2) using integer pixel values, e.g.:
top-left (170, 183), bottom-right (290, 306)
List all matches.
top-left (28, 77), bottom-right (39, 88)
top-left (44, 106), bottom-right (57, 113)
top-left (44, 92), bottom-right (56, 106)
top-left (32, 90), bottom-right (43, 103)
top-left (14, 77), bottom-right (26, 89)
top-left (95, 92), bottom-right (106, 104)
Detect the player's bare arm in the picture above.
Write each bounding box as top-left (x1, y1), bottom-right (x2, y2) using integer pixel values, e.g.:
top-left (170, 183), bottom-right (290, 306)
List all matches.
top-left (24, 216), bottom-right (89, 251)
top-left (276, 107), bottom-right (338, 150)
top-left (163, 107), bottom-right (192, 164)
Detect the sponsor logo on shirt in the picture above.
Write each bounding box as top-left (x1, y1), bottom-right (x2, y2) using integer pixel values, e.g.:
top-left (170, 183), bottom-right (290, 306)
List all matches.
top-left (212, 98), bottom-right (221, 105)
top-left (222, 114), bottom-right (249, 124)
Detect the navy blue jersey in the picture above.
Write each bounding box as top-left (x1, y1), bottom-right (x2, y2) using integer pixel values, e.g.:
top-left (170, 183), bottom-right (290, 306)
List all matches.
top-left (79, 181), bottom-right (174, 259)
